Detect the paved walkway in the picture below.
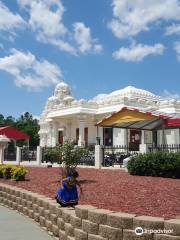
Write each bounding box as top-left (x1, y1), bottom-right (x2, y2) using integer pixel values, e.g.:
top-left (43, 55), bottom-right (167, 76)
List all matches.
top-left (0, 205), bottom-right (54, 240)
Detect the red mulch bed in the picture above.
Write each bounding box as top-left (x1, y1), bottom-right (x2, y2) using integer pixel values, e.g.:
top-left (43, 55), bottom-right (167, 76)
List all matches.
top-left (0, 167), bottom-right (180, 219)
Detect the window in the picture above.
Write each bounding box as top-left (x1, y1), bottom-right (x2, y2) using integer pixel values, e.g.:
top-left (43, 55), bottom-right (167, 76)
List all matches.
top-left (103, 128), bottom-right (113, 146)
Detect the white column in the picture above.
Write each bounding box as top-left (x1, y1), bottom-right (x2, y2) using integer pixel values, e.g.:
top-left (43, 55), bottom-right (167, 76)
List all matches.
top-left (139, 130), bottom-right (149, 153)
top-left (0, 136), bottom-right (10, 164)
top-left (36, 146), bottom-right (42, 165)
top-left (78, 119), bottom-right (85, 146)
top-left (51, 122), bottom-right (58, 147)
top-left (0, 147), bottom-right (4, 164)
top-left (66, 122), bottom-right (72, 140)
top-left (95, 145), bottom-right (103, 168)
top-left (16, 147), bottom-right (21, 165)
top-left (141, 130), bottom-right (145, 144)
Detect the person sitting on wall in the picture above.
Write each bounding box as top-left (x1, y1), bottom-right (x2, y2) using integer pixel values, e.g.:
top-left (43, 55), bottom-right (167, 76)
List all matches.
top-left (55, 170), bottom-right (82, 207)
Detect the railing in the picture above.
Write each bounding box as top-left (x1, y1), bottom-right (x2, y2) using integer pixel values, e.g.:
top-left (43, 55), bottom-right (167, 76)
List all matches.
top-left (79, 151), bottom-right (95, 166)
top-left (4, 147), bottom-right (16, 161)
top-left (102, 145), bottom-right (138, 167)
top-left (21, 147), bottom-right (37, 162)
top-left (148, 144), bottom-right (180, 152)
top-left (41, 147), bottom-right (62, 164)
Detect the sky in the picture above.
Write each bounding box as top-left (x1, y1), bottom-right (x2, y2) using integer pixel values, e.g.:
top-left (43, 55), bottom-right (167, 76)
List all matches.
top-left (0, 0), bottom-right (180, 118)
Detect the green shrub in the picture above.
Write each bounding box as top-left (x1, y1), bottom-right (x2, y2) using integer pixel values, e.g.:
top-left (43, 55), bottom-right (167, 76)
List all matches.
top-left (11, 167), bottom-right (27, 181)
top-left (2, 165), bottom-right (15, 179)
top-left (127, 152), bottom-right (180, 178)
top-left (0, 165), bottom-right (4, 178)
top-left (0, 165), bottom-right (27, 181)
top-left (58, 141), bottom-right (89, 177)
top-left (44, 146), bottom-right (62, 164)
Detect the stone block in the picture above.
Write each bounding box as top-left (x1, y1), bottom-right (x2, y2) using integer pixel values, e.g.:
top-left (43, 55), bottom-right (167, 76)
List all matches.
top-left (33, 212), bottom-right (40, 222)
top-left (36, 198), bottom-right (43, 207)
top-left (65, 222), bottom-right (74, 237)
top-left (70, 215), bottom-right (82, 229)
top-left (15, 197), bottom-right (21, 205)
top-left (50, 213), bottom-right (57, 225)
top-left (99, 224), bottom-right (122, 240)
top-left (107, 212), bottom-right (135, 229)
top-left (57, 217), bottom-right (65, 230)
top-left (133, 216), bottom-right (164, 230)
top-left (88, 209), bottom-right (113, 225)
top-left (67, 236), bottom-right (75, 240)
top-left (21, 199), bottom-right (27, 207)
top-left (59, 230), bottom-right (67, 240)
top-left (38, 206), bottom-right (44, 216)
top-left (12, 202), bottom-right (18, 210)
top-left (62, 209), bottom-right (75, 223)
top-left (52, 225), bottom-right (59, 237)
top-left (88, 234), bottom-right (108, 240)
top-left (75, 205), bottom-right (97, 219)
top-left (32, 203), bottom-right (39, 212)
top-left (165, 219), bottom-right (180, 236)
top-left (27, 201), bottom-right (33, 209)
top-left (82, 220), bottom-right (99, 235)
top-left (42, 200), bottom-right (50, 209)
top-left (154, 234), bottom-right (180, 240)
top-left (23, 207), bottom-right (28, 215)
top-left (123, 229), bottom-right (152, 240)
top-left (17, 204), bottom-right (23, 212)
top-left (28, 209), bottom-right (34, 218)
top-left (40, 216), bottom-right (46, 227)
top-left (45, 220), bottom-right (52, 232)
top-left (56, 207), bottom-right (63, 217)
top-left (74, 228), bottom-right (88, 240)
top-left (44, 209), bottom-right (50, 220)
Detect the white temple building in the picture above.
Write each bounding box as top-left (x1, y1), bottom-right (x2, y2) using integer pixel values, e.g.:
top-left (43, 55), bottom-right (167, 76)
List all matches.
top-left (39, 81), bottom-right (180, 150)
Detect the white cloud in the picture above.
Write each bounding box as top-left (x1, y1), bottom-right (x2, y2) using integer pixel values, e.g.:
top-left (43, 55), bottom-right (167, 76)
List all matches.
top-left (165, 24), bottom-right (180, 35)
top-left (17, 0), bottom-right (76, 54)
top-left (174, 42), bottom-right (180, 61)
top-left (108, 0), bottom-right (180, 39)
top-left (73, 22), bottom-right (103, 54)
top-left (113, 43), bottom-right (165, 62)
top-left (162, 90), bottom-right (180, 99)
top-left (0, 49), bottom-right (63, 90)
top-left (0, 1), bottom-right (25, 33)
top-left (17, 0), bottom-right (102, 55)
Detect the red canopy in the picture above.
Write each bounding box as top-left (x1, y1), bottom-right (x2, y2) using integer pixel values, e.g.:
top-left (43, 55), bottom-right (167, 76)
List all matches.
top-left (164, 118), bottom-right (180, 127)
top-left (0, 126), bottom-right (30, 140)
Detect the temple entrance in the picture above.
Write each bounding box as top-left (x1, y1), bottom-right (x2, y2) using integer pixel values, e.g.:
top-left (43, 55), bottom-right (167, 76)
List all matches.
top-left (58, 131), bottom-right (63, 145)
top-left (129, 130), bottom-right (141, 151)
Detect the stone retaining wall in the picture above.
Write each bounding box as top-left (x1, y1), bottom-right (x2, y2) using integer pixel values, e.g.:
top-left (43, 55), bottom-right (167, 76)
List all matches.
top-left (0, 183), bottom-right (180, 240)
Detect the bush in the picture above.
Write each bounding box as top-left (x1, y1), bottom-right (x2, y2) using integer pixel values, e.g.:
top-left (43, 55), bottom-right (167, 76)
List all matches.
top-left (2, 165), bottom-right (15, 179)
top-left (0, 165), bottom-right (4, 178)
top-left (0, 165), bottom-right (27, 181)
top-left (59, 141), bottom-right (89, 177)
top-left (11, 167), bottom-right (27, 181)
top-left (127, 152), bottom-right (180, 178)
top-left (44, 146), bottom-right (62, 164)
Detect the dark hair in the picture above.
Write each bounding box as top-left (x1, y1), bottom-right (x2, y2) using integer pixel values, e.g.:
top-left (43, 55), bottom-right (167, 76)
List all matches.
top-left (70, 170), bottom-right (79, 178)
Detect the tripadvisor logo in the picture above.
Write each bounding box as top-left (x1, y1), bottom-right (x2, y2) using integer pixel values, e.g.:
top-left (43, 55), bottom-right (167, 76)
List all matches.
top-left (134, 227), bottom-right (173, 235)
top-left (135, 227), bottom-right (144, 236)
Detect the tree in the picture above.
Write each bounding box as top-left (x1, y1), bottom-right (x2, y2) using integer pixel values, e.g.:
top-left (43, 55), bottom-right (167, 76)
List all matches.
top-left (59, 141), bottom-right (88, 177)
top-left (5, 116), bottom-right (15, 126)
top-left (16, 112), bottom-right (40, 147)
top-left (0, 114), bottom-right (4, 126)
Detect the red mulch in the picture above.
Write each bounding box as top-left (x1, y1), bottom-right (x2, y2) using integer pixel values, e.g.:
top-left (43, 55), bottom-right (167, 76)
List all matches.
top-left (0, 167), bottom-right (180, 219)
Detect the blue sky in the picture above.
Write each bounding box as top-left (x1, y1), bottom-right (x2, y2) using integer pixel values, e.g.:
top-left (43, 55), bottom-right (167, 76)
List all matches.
top-left (0, 0), bottom-right (180, 118)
